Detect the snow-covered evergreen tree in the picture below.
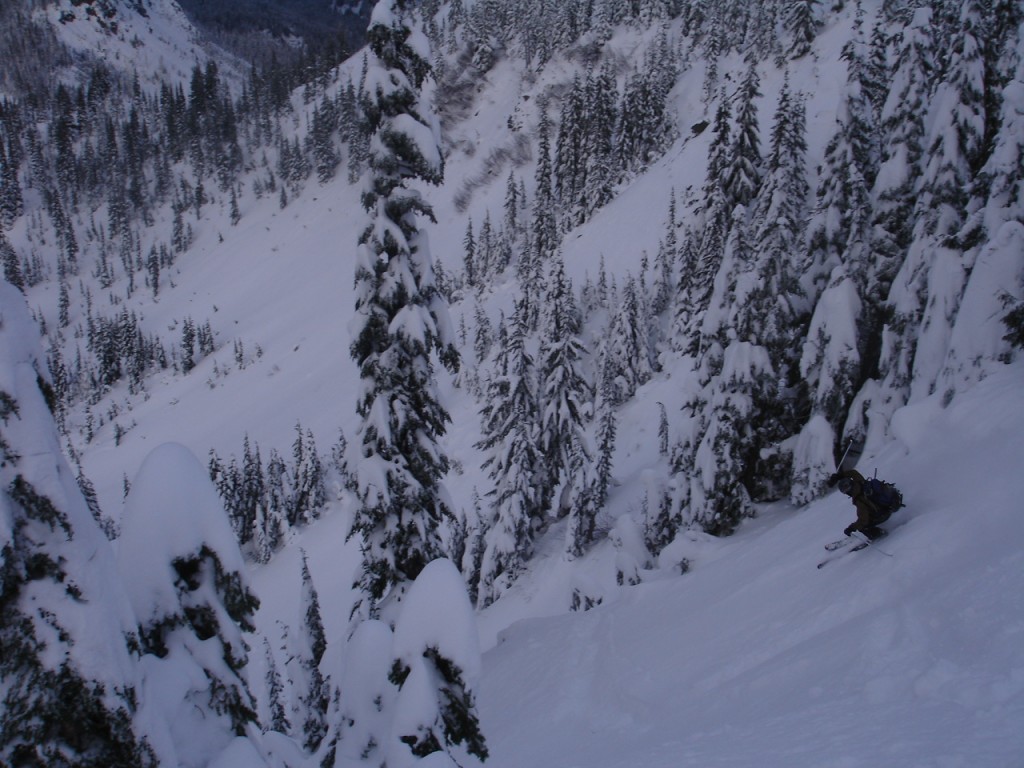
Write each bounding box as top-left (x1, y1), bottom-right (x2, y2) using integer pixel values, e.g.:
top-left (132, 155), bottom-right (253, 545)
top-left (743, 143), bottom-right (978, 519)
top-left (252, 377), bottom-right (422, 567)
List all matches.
top-left (295, 550), bottom-right (329, 751)
top-left (328, 619), bottom-right (397, 767)
top-left (388, 559), bottom-right (487, 767)
top-left (0, 281), bottom-right (154, 768)
top-left (791, 17), bottom-right (881, 503)
top-left (723, 62), bottom-right (763, 208)
top-left (871, 7), bottom-right (933, 291)
top-left (601, 275), bottom-right (654, 404)
top-left (685, 89), bottom-right (733, 353)
top-left (263, 637), bottom-right (291, 735)
top-left (681, 202), bottom-right (776, 532)
top-left (879, 0), bottom-right (988, 411)
top-left (118, 442), bottom-right (261, 767)
top-left (593, 371), bottom-right (617, 514)
top-left (741, 76), bottom-right (811, 492)
top-left (786, 0), bottom-right (819, 59)
top-left (350, 0), bottom-right (460, 617)
top-left (536, 256), bottom-right (594, 555)
top-left (751, 75), bottom-right (809, 365)
top-left (476, 302), bottom-right (542, 607)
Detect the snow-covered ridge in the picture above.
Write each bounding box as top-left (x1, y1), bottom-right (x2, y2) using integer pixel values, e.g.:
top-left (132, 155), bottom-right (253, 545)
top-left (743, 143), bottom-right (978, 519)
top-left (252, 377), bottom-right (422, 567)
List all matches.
top-left (39, 0), bottom-right (222, 87)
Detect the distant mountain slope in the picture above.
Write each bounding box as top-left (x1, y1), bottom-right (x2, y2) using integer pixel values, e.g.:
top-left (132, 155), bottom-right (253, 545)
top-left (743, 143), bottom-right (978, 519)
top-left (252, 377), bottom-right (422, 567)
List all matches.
top-left (175, 0), bottom-right (371, 61)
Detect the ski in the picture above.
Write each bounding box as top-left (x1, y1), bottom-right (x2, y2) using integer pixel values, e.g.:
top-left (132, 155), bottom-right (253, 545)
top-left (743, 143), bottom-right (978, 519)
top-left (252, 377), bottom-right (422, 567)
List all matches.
top-left (817, 539), bottom-right (867, 569)
top-left (818, 530), bottom-right (894, 568)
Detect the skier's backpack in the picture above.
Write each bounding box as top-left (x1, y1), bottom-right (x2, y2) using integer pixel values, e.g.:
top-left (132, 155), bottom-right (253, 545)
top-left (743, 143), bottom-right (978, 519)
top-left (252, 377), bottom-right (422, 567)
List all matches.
top-left (862, 476), bottom-right (904, 522)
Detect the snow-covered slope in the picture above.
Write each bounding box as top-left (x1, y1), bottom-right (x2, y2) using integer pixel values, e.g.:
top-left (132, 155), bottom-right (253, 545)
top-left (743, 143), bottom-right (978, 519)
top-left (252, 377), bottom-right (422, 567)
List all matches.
top-left (39, 0), bottom-right (221, 88)
top-left (475, 363), bottom-right (1024, 767)
top-left (250, 355), bottom-right (1024, 767)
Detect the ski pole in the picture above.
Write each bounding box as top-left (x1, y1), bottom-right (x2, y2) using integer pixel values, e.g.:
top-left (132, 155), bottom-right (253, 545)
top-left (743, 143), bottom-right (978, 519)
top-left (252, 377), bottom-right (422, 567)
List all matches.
top-left (836, 441), bottom-right (853, 472)
top-left (850, 531), bottom-right (894, 557)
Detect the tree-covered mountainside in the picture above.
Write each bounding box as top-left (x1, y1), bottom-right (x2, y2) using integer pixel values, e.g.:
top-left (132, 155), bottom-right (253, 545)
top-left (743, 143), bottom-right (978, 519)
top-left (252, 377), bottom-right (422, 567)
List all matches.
top-left (176, 0), bottom-right (371, 65)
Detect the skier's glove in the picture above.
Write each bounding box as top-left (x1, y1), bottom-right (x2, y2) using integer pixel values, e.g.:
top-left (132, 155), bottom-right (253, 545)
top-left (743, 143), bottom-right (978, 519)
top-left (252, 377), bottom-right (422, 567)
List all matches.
top-left (827, 473), bottom-right (841, 487)
top-left (844, 524), bottom-right (857, 536)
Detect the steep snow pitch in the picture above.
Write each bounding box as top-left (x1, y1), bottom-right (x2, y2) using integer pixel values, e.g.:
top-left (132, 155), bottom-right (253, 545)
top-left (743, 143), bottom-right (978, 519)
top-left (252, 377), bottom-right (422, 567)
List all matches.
top-left (475, 363), bottom-right (1024, 767)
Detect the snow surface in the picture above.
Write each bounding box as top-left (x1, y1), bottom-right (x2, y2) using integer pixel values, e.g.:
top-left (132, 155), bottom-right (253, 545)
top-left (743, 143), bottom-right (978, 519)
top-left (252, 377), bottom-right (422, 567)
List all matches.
top-left (471, 366), bottom-right (1024, 768)
top-left (40, 0), bottom-right (227, 90)
top-left (243, 358), bottom-right (1024, 768)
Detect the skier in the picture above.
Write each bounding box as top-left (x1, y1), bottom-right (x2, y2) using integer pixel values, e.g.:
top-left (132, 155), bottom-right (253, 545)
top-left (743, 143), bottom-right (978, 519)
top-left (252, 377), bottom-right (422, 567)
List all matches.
top-left (827, 469), bottom-right (890, 540)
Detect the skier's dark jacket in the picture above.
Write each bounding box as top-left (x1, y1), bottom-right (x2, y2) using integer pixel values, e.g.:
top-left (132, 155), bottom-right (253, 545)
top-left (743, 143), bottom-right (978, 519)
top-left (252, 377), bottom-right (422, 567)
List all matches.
top-left (829, 469), bottom-right (885, 533)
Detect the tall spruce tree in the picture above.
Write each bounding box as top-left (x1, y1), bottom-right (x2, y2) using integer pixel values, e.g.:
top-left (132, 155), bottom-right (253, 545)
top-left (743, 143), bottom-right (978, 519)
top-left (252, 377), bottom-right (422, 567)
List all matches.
top-left (723, 62), bottom-right (763, 208)
top-left (601, 274), bottom-right (654, 405)
top-left (537, 256), bottom-right (593, 555)
top-left (939, 18), bottom-right (1024, 391)
top-left (296, 551), bottom-right (329, 752)
top-left (786, 0), bottom-right (819, 59)
top-left (743, 78), bottom-right (811, 494)
top-left (686, 89), bottom-right (733, 353)
top-left (792, 20), bottom-right (880, 504)
top-left (476, 302), bottom-right (542, 607)
top-left (526, 102), bottom-right (558, 326)
top-left (872, 8), bottom-right (933, 287)
top-left (853, 7), bottom-right (934, 450)
top-left (349, 0), bottom-right (460, 618)
top-left (877, 0), bottom-right (988, 418)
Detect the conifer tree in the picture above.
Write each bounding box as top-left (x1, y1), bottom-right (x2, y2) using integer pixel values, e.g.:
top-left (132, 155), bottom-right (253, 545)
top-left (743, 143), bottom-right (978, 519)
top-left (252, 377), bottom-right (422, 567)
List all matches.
top-left (791, 15), bottom-right (885, 503)
top-left (723, 62), bottom-right (763, 208)
top-left (684, 206), bottom-right (775, 530)
top-left (1, 228), bottom-right (23, 290)
top-left (786, 0), bottom-right (819, 59)
top-left (1, 283), bottom-right (155, 768)
top-left (503, 169), bottom-right (521, 242)
top-left (874, 0), bottom-right (988, 416)
top-left (555, 74), bottom-right (588, 225)
top-left (289, 424), bottom-right (326, 526)
top-left (350, 0), bottom-right (460, 617)
top-left (583, 62), bottom-right (619, 216)
top-left (871, 8), bottom-right (933, 290)
top-left (593, 369), bottom-right (617, 513)
top-left (297, 551), bottom-right (329, 751)
top-left (786, 39), bottom-right (876, 501)
top-left (462, 217), bottom-right (476, 289)
top-left (651, 191), bottom-right (678, 316)
top-left (476, 302), bottom-right (541, 607)
top-left (601, 275), bottom-right (654, 404)
top-left (119, 442), bottom-right (260, 765)
top-left (686, 89), bottom-right (733, 352)
top-left (388, 560), bottom-right (488, 766)
top-left (473, 298), bottom-right (493, 364)
top-left (746, 77), bottom-right (810, 476)
top-left (263, 637), bottom-right (291, 734)
top-left (0, 138), bottom-right (23, 229)
top-left (526, 102), bottom-right (558, 325)
top-left (537, 256), bottom-right (593, 553)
